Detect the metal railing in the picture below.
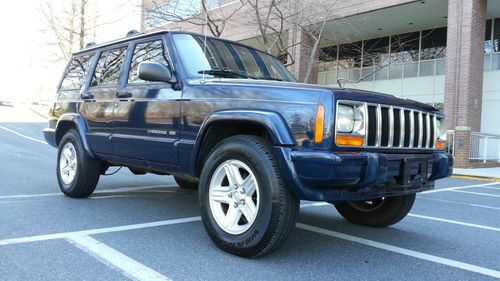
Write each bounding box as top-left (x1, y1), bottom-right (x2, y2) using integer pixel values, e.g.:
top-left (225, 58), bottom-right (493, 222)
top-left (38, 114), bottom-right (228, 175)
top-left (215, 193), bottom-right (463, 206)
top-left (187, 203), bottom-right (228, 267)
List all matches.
top-left (470, 132), bottom-right (500, 163)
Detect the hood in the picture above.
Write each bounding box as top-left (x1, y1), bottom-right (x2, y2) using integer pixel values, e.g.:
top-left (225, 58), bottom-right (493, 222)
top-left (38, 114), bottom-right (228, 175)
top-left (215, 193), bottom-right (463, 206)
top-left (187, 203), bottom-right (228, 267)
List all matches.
top-left (187, 78), bottom-right (439, 113)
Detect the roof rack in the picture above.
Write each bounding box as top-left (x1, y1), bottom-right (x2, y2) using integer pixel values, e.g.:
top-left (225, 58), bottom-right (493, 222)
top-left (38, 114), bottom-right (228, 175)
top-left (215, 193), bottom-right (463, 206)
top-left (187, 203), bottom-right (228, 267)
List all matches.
top-left (84, 42), bottom-right (96, 49)
top-left (126, 30), bottom-right (143, 37)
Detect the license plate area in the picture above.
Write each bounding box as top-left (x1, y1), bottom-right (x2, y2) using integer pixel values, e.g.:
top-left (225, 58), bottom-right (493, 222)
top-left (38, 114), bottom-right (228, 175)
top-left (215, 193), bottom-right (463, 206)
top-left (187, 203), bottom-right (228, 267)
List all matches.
top-left (397, 157), bottom-right (430, 185)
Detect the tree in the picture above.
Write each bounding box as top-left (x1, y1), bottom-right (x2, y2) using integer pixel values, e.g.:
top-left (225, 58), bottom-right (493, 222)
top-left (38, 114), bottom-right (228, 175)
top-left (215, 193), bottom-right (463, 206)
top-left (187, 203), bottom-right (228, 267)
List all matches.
top-left (144, 0), bottom-right (246, 37)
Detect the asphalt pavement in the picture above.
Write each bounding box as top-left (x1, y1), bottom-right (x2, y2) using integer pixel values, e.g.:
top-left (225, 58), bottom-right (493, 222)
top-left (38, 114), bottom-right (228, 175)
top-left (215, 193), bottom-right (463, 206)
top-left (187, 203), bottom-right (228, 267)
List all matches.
top-left (1, 104), bottom-right (500, 281)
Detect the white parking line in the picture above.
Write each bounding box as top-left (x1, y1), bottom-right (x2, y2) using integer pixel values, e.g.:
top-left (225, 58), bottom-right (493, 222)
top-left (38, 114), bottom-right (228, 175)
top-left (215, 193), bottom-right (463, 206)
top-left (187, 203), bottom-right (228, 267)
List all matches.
top-left (0, 124), bottom-right (47, 145)
top-left (0, 216), bottom-right (201, 246)
top-left (408, 214), bottom-right (500, 233)
top-left (422, 182), bottom-right (499, 194)
top-left (418, 197), bottom-right (500, 211)
top-left (67, 235), bottom-right (171, 281)
top-left (449, 190), bottom-right (500, 198)
top-left (297, 223), bottom-right (500, 279)
top-left (0, 185), bottom-right (175, 200)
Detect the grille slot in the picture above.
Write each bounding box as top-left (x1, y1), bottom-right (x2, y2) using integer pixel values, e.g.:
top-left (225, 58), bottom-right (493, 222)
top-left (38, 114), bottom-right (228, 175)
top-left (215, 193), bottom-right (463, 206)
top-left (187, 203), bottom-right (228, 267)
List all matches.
top-left (341, 101), bottom-right (439, 149)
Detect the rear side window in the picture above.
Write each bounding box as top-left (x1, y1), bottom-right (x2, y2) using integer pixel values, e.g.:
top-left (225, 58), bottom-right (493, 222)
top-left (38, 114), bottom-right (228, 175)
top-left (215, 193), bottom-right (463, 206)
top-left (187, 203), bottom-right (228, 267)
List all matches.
top-left (128, 39), bottom-right (170, 84)
top-left (60, 54), bottom-right (94, 90)
top-left (91, 46), bottom-right (127, 87)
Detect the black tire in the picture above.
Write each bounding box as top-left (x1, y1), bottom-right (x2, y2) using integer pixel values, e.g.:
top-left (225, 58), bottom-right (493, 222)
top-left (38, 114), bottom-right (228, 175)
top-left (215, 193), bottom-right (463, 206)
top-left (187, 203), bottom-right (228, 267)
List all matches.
top-left (57, 129), bottom-right (101, 198)
top-left (199, 135), bottom-right (299, 258)
top-left (174, 176), bottom-right (199, 189)
top-left (333, 194), bottom-right (416, 227)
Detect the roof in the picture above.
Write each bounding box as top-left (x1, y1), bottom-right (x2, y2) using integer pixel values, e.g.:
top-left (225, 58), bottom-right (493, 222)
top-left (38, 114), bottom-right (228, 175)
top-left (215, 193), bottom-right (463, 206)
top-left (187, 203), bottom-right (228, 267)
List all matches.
top-left (72, 30), bottom-right (274, 58)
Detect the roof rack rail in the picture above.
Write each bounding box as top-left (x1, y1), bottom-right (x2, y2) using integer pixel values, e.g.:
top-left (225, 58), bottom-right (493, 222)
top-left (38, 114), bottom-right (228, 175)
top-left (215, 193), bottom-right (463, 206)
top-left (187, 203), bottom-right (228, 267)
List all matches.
top-left (126, 30), bottom-right (143, 37)
top-left (84, 42), bottom-right (96, 49)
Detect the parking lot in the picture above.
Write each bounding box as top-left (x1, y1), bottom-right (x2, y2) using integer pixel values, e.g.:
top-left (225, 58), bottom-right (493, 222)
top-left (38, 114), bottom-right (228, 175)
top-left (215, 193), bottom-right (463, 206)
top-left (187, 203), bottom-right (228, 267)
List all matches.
top-left (1, 105), bottom-right (500, 281)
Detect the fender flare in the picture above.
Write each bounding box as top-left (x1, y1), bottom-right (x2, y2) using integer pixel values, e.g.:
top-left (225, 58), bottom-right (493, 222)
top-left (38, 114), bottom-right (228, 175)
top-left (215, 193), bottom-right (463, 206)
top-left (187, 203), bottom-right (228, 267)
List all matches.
top-left (55, 113), bottom-right (95, 158)
top-left (190, 109), bottom-right (295, 175)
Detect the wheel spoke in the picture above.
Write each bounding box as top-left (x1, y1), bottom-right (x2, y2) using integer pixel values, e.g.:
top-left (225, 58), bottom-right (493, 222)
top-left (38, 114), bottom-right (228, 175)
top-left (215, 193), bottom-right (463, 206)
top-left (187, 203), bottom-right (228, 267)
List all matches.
top-left (63, 149), bottom-right (72, 161)
top-left (223, 162), bottom-right (243, 186)
top-left (241, 198), bottom-right (257, 223)
top-left (211, 185), bottom-right (232, 204)
top-left (241, 175), bottom-right (256, 196)
top-left (224, 205), bottom-right (241, 229)
top-left (61, 164), bottom-right (70, 174)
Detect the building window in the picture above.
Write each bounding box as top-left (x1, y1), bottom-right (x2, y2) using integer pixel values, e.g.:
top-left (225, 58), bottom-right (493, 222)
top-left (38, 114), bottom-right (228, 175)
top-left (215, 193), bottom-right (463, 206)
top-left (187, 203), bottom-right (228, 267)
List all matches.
top-left (493, 18), bottom-right (500, 53)
top-left (209, 0), bottom-right (236, 10)
top-left (390, 32), bottom-right (420, 63)
top-left (363, 37), bottom-right (389, 67)
top-left (145, 0), bottom-right (201, 29)
top-left (420, 27), bottom-right (447, 60)
top-left (485, 19), bottom-right (493, 53)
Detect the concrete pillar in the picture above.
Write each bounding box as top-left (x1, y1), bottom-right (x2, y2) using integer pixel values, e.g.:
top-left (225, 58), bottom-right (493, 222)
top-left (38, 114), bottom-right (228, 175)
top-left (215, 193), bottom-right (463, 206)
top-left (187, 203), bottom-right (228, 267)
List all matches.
top-left (444, 0), bottom-right (487, 132)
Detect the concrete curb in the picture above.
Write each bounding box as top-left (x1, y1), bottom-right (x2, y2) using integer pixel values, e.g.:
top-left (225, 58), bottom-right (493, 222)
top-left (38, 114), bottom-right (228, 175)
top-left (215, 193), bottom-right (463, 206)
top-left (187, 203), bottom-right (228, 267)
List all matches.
top-left (451, 175), bottom-right (500, 182)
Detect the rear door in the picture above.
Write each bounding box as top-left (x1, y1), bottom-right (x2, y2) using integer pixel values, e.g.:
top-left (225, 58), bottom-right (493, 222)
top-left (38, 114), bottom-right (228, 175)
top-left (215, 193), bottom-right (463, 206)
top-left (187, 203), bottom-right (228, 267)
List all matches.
top-left (112, 36), bottom-right (181, 164)
top-left (80, 45), bottom-right (128, 155)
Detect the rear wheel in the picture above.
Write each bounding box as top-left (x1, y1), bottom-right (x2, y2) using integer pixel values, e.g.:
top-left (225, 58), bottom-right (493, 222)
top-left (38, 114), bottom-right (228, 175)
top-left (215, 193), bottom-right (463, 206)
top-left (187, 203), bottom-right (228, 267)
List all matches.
top-left (333, 194), bottom-right (416, 227)
top-left (57, 129), bottom-right (101, 198)
top-left (199, 135), bottom-right (299, 257)
top-left (174, 176), bottom-right (198, 190)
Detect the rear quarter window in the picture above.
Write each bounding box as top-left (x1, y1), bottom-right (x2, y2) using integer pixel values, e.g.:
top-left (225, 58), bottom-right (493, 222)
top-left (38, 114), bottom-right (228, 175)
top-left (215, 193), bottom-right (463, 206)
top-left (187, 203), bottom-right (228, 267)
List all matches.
top-left (60, 54), bottom-right (94, 90)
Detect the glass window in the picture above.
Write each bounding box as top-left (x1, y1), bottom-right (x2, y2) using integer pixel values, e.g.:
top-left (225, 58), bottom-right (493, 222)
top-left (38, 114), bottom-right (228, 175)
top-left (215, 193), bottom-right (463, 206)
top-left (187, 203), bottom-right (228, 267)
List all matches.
top-left (363, 37), bottom-right (389, 67)
top-left (403, 62), bottom-right (418, 78)
top-left (319, 46), bottom-right (337, 62)
top-left (485, 19), bottom-right (493, 53)
top-left (420, 27), bottom-right (447, 60)
top-left (209, 0), bottom-right (236, 9)
top-left (338, 42), bottom-right (362, 68)
top-left (92, 47), bottom-right (127, 87)
top-left (493, 18), bottom-right (500, 52)
top-left (419, 60), bottom-right (435, 76)
top-left (436, 58), bottom-right (446, 75)
top-left (492, 53), bottom-right (500, 70)
top-left (60, 54), bottom-right (94, 90)
top-left (172, 33), bottom-right (296, 82)
top-left (145, 0), bottom-right (201, 29)
top-left (128, 40), bottom-right (170, 84)
top-left (391, 32), bottom-right (420, 63)
top-left (389, 64), bottom-right (402, 79)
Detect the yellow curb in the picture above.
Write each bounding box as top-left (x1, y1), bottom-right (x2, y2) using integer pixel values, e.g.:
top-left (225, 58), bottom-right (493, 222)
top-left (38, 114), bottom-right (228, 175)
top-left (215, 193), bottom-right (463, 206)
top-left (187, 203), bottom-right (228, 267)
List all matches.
top-left (452, 175), bottom-right (500, 182)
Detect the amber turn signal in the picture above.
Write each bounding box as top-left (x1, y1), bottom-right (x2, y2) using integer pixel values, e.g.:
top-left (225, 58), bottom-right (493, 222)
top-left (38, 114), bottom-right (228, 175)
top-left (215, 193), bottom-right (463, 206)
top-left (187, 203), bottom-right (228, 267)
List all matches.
top-left (314, 105), bottom-right (325, 144)
top-left (336, 135), bottom-right (365, 146)
top-left (436, 140), bottom-right (447, 150)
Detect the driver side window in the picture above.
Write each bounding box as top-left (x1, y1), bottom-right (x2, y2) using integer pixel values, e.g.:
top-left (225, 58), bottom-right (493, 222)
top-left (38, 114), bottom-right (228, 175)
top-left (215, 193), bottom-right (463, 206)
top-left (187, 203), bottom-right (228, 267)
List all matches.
top-left (128, 39), bottom-right (170, 84)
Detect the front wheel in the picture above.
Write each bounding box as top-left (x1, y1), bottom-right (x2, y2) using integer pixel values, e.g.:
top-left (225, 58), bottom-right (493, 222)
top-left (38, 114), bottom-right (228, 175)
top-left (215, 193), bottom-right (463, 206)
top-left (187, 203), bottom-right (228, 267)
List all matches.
top-left (199, 135), bottom-right (299, 257)
top-left (332, 194), bottom-right (416, 227)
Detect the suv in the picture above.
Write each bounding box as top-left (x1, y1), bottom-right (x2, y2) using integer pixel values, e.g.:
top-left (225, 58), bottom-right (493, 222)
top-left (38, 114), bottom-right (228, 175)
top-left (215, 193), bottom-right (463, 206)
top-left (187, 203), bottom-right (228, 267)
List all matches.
top-left (44, 30), bottom-right (453, 257)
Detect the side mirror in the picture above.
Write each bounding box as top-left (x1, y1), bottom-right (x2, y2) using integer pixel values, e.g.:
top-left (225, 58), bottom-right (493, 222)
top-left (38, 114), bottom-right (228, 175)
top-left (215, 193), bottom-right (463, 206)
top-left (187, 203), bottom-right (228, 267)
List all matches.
top-left (138, 61), bottom-right (173, 83)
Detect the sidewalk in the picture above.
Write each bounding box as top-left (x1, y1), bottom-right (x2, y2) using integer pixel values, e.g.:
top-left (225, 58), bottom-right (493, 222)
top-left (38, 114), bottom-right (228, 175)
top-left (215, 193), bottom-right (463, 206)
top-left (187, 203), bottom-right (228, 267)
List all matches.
top-left (453, 167), bottom-right (500, 181)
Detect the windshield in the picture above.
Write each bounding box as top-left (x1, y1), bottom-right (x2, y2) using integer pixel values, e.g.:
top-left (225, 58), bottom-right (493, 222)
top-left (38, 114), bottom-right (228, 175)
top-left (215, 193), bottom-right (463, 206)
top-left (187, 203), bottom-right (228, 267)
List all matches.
top-left (172, 33), bottom-right (296, 82)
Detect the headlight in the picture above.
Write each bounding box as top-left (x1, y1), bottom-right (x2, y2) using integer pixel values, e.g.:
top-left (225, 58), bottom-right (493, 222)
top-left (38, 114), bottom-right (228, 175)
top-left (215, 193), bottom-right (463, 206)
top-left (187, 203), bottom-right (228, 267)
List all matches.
top-left (337, 105), bottom-right (354, 133)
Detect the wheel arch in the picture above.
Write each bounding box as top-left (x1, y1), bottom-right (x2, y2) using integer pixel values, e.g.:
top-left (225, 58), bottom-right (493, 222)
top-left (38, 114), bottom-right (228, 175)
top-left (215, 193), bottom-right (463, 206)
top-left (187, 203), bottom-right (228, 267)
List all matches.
top-left (55, 113), bottom-right (95, 158)
top-left (191, 110), bottom-right (295, 177)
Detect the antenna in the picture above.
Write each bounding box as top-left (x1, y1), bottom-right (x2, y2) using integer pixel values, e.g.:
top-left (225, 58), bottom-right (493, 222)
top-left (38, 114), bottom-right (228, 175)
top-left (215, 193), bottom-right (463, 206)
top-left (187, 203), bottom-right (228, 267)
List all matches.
top-left (201, 0), bottom-right (210, 83)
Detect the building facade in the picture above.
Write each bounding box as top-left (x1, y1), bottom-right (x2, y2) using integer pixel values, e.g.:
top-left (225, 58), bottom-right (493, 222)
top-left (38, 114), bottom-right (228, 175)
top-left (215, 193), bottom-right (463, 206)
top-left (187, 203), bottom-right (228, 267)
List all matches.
top-left (141, 0), bottom-right (500, 167)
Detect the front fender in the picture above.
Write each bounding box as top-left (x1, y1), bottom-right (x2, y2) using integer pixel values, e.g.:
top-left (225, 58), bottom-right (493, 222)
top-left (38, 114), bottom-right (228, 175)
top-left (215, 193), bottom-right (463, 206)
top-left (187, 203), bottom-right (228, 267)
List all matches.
top-left (189, 109), bottom-right (295, 175)
top-left (55, 113), bottom-right (95, 158)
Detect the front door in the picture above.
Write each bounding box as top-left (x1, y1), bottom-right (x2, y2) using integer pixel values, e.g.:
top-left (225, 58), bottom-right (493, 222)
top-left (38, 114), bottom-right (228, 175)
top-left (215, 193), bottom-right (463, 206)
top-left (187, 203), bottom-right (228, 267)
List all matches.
top-left (80, 46), bottom-right (128, 155)
top-left (112, 37), bottom-right (181, 164)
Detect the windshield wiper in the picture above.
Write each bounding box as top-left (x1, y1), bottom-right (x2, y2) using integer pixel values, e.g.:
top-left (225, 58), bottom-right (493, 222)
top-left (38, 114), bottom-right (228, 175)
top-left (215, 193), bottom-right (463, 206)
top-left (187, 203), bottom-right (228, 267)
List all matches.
top-left (256, 76), bottom-right (284, 81)
top-left (198, 69), bottom-right (255, 79)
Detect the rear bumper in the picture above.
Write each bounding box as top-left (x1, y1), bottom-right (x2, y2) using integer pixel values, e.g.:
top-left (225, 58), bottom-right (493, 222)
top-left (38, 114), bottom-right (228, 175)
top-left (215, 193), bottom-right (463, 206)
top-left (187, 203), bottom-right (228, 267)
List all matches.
top-left (43, 128), bottom-right (57, 148)
top-left (273, 147), bottom-right (453, 201)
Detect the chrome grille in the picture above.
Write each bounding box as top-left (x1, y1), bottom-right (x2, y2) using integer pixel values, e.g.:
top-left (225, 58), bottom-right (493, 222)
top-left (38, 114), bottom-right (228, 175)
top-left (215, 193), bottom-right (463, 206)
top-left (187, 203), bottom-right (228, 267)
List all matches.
top-left (365, 104), bottom-right (437, 149)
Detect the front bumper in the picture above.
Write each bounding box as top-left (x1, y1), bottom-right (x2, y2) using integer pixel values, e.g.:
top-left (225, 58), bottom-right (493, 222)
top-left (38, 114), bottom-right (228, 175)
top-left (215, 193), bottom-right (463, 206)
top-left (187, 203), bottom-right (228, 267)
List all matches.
top-left (273, 147), bottom-right (453, 201)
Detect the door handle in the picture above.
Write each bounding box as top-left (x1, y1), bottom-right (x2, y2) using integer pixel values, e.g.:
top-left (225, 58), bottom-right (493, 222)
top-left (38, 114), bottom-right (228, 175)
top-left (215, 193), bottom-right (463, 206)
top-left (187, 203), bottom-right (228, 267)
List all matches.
top-left (116, 92), bottom-right (132, 99)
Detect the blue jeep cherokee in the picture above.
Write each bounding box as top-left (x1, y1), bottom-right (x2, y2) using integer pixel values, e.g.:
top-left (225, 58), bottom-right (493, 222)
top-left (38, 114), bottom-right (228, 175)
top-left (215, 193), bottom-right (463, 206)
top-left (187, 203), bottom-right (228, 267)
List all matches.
top-left (43, 30), bottom-right (453, 257)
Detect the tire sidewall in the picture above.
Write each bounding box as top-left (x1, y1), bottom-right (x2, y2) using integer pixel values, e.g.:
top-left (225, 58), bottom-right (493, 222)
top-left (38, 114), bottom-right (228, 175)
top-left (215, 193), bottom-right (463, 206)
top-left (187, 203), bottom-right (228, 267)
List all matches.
top-left (199, 139), bottom-right (276, 252)
top-left (57, 130), bottom-right (83, 194)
